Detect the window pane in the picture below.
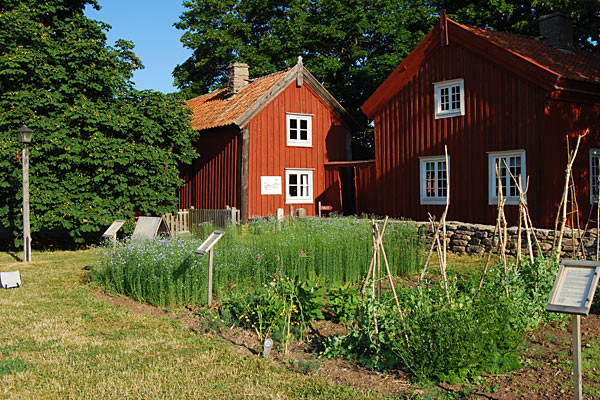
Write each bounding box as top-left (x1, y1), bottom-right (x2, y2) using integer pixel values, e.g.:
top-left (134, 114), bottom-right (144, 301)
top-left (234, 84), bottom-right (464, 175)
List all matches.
top-left (425, 162), bottom-right (435, 197)
top-left (451, 85), bottom-right (460, 110)
top-left (289, 174), bottom-right (297, 185)
top-left (289, 185), bottom-right (297, 197)
top-left (290, 129), bottom-right (297, 140)
top-left (438, 161), bottom-right (447, 197)
top-left (440, 87), bottom-right (449, 111)
top-left (290, 119), bottom-right (297, 129)
top-left (300, 130), bottom-right (307, 141)
top-left (300, 120), bottom-right (307, 129)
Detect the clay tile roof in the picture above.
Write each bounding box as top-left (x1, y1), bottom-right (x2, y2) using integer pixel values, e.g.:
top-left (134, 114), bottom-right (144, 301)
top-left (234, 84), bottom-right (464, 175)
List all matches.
top-left (187, 69), bottom-right (290, 131)
top-left (455, 20), bottom-right (600, 85)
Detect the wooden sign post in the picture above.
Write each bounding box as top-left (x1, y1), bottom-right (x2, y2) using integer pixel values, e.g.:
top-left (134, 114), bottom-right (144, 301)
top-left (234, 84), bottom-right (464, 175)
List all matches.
top-left (195, 230), bottom-right (225, 307)
top-left (102, 220), bottom-right (126, 241)
top-left (546, 260), bottom-right (600, 400)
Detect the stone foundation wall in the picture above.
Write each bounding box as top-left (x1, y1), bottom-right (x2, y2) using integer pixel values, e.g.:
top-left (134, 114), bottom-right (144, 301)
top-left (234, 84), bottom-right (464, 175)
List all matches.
top-left (412, 220), bottom-right (599, 258)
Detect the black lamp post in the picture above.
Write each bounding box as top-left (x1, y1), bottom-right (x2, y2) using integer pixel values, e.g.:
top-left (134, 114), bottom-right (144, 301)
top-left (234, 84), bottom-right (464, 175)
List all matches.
top-left (17, 125), bottom-right (33, 262)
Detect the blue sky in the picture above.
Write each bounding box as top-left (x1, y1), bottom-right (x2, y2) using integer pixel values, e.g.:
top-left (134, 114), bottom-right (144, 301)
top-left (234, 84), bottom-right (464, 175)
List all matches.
top-left (85, 1), bottom-right (192, 93)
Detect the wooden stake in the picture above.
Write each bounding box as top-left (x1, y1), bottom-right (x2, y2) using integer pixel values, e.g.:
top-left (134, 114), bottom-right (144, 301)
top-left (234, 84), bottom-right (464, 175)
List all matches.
top-left (556, 134), bottom-right (583, 263)
top-left (419, 215), bottom-right (441, 283)
top-left (207, 248), bottom-right (214, 307)
top-left (516, 175), bottom-right (523, 269)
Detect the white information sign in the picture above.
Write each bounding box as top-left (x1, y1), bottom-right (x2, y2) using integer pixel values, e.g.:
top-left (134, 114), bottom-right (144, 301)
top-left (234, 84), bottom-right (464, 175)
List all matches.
top-left (195, 230), bottom-right (225, 256)
top-left (102, 219), bottom-right (125, 239)
top-left (132, 217), bottom-right (171, 238)
top-left (546, 260), bottom-right (600, 316)
top-left (0, 270), bottom-right (21, 289)
top-left (260, 176), bottom-right (282, 195)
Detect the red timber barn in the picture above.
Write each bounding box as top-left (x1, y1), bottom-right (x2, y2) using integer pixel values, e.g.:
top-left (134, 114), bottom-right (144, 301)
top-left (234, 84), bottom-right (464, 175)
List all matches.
top-left (178, 58), bottom-right (357, 222)
top-left (361, 12), bottom-right (600, 229)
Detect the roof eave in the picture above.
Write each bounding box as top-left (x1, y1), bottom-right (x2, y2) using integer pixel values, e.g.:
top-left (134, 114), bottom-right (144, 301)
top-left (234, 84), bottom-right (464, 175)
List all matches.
top-left (361, 26), bottom-right (440, 118)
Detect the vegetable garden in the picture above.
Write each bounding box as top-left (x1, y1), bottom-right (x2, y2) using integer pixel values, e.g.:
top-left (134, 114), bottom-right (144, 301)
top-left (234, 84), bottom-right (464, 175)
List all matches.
top-left (91, 216), bottom-right (565, 386)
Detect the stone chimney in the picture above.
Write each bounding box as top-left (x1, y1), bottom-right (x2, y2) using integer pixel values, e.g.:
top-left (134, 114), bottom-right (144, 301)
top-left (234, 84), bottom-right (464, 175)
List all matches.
top-left (538, 12), bottom-right (573, 51)
top-left (226, 62), bottom-right (249, 95)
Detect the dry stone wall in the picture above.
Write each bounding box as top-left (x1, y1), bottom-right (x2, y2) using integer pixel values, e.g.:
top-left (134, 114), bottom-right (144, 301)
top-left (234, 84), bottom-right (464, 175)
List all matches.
top-left (411, 220), bottom-right (598, 258)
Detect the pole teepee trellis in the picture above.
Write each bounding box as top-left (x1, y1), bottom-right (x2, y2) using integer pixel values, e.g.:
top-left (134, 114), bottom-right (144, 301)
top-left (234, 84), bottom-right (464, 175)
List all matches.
top-left (554, 133), bottom-right (586, 262)
top-left (418, 146), bottom-right (451, 303)
top-left (359, 217), bottom-right (409, 346)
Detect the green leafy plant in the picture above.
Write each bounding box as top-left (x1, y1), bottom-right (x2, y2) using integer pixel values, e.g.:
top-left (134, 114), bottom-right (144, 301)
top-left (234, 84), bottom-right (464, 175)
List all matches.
top-left (234, 274), bottom-right (325, 343)
top-left (322, 256), bottom-right (562, 384)
top-left (325, 282), bottom-right (358, 323)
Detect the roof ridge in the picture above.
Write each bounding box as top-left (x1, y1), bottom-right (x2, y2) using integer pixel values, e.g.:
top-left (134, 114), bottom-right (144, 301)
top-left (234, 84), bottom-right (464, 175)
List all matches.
top-left (187, 67), bottom-right (292, 103)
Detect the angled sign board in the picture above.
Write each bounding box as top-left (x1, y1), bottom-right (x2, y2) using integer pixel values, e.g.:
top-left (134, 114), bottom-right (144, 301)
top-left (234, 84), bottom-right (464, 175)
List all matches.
top-left (195, 230), bottom-right (225, 256)
top-left (0, 270), bottom-right (21, 289)
top-left (102, 219), bottom-right (126, 240)
top-left (546, 260), bottom-right (600, 316)
top-left (132, 216), bottom-right (171, 238)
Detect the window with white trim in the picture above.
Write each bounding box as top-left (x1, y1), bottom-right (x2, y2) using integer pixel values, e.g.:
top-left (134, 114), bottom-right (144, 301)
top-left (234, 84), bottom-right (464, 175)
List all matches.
top-left (488, 150), bottom-right (526, 205)
top-left (590, 149), bottom-right (600, 204)
top-left (434, 79), bottom-right (465, 119)
top-left (286, 113), bottom-right (312, 147)
top-left (419, 156), bottom-right (448, 205)
top-left (286, 169), bottom-right (313, 204)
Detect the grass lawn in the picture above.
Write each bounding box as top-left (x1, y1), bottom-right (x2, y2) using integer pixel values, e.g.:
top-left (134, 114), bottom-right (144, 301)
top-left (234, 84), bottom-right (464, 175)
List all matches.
top-left (0, 250), bottom-right (386, 400)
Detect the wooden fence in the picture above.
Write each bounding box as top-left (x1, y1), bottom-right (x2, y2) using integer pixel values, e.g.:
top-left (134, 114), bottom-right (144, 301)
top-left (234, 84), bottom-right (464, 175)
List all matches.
top-left (163, 207), bottom-right (240, 235)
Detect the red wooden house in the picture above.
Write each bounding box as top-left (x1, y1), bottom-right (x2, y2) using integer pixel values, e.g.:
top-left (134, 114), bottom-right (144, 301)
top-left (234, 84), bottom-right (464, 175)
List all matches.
top-left (178, 58), bottom-right (357, 222)
top-left (361, 12), bottom-right (600, 228)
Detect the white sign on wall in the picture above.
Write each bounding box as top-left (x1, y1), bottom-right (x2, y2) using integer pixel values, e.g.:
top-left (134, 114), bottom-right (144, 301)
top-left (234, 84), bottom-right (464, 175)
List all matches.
top-left (261, 176), bottom-right (282, 195)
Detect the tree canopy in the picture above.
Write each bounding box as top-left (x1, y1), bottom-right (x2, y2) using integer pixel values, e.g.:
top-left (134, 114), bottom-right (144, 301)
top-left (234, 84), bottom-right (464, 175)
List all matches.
top-left (0, 0), bottom-right (199, 246)
top-left (174, 0), bottom-right (600, 136)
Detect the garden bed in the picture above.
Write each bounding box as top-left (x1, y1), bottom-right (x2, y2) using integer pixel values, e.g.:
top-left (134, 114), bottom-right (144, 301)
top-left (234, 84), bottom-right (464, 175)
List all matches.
top-left (90, 217), bottom-right (600, 398)
top-left (95, 289), bottom-right (600, 399)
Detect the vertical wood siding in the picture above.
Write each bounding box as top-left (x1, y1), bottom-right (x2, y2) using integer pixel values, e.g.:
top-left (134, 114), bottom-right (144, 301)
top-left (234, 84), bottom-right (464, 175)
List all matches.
top-left (354, 162), bottom-right (376, 215)
top-left (246, 82), bottom-right (348, 217)
top-left (372, 41), bottom-right (600, 228)
top-left (178, 126), bottom-right (241, 210)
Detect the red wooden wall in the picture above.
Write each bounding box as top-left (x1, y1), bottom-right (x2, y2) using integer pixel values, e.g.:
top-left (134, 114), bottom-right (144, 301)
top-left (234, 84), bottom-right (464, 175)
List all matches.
top-left (178, 126), bottom-right (241, 210)
top-left (371, 40), bottom-right (600, 229)
top-left (246, 82), bottom-right (349, 217)
top-left (354, 162), bottom-right (376, 215)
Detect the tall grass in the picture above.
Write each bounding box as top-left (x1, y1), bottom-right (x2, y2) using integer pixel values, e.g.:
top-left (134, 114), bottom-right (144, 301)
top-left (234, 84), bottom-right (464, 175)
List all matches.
top-left (92, 217), bottom-right (425, 306)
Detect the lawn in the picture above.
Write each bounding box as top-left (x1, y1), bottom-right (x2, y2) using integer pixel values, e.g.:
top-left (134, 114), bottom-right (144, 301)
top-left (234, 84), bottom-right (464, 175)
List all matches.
top-left (3, 245), bottom-right (600, 399)
top-left (0, 250), bottom-right (388, 399)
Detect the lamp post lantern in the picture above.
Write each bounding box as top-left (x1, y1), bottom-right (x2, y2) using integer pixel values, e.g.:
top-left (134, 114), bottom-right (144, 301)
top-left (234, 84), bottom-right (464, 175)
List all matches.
top-left (17, 125), bottom-right (33, 262)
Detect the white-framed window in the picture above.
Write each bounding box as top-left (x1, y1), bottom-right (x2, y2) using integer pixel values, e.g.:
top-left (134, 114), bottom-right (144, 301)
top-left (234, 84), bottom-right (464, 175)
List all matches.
top-left (419, 156), bottom-right (449, 205)
top-left (285, 169), bottom-right (313, 204)
top-left (488, 150), bottom-right (526, 205)
top-left (590, 149), bottom-right (600, 204)
top-left (286, 113), bottom-right (312, 147)
top-left (434, 79), bottom-right (465, 119)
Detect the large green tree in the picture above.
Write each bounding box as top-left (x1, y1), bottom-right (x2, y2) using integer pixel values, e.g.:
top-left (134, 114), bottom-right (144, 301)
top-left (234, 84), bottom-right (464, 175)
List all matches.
top-left (0, 0), bottom-right (199, 246)
top-left (174, 0), bottom-right (436, 120)
top-left (439, 0), bottom-right (600, 52)
top-left (174, 0), bottom-right (599, 127)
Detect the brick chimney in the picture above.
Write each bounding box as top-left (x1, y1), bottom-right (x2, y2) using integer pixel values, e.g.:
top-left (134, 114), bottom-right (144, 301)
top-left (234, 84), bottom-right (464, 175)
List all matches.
top-left (226, 62), bottom-right (249, 95)
top-left (538, 12), bottom-right (573, 51)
